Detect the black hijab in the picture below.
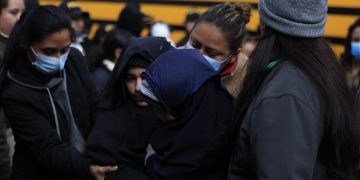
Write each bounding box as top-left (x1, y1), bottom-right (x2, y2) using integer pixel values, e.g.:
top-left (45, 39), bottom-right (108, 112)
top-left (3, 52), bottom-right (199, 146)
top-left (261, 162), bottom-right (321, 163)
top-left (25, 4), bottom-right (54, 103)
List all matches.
top-left (101, 36), bottom-right (173, 109)
top-left (86, 37), bottom-right (173, 176)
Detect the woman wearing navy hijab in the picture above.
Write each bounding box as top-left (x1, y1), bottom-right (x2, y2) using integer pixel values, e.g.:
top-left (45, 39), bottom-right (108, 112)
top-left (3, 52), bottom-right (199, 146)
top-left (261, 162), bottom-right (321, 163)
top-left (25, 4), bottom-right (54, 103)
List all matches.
top-left (86, 37), bottom-right (173, 180)
top-left (140, 49), bottom-right (234, 180)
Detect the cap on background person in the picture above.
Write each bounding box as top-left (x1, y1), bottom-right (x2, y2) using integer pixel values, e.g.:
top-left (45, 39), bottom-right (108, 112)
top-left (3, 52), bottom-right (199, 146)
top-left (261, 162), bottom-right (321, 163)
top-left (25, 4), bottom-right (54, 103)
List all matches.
top-left (59, 1), bottom-right (83, 19)
top-left (258, 0), bottom-right (327, 38)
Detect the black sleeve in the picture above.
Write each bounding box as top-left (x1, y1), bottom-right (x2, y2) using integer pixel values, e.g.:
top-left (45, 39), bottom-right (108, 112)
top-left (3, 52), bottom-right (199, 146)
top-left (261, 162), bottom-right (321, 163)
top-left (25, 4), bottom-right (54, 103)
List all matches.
top-left (71, 48), bottom-right (100, 131)
top-left (246, 95), bottom-right (322, 179)
top-left (2, 97), bottom-right (93, 180)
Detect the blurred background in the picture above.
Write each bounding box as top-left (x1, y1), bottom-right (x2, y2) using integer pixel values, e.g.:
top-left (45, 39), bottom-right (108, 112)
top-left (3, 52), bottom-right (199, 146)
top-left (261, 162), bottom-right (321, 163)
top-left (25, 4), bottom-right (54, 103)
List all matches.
top-left (39, 0), bottom-right (360, 57)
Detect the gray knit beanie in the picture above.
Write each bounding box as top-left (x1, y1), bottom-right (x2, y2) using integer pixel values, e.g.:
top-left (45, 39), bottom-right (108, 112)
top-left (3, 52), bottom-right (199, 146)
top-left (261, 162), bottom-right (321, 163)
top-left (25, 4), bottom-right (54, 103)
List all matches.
top-left (258, 0), bottom-right (328, 38)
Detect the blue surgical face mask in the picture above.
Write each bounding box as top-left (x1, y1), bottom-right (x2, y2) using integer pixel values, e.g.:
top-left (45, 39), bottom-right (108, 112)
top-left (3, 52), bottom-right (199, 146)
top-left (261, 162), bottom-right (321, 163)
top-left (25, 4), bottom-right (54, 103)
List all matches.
top-left (351, 42), bottom-right (360, 60)
top-left (185, 42), bottom-right (231, 71)
top-left (30, 47), bottom-right (69, 75)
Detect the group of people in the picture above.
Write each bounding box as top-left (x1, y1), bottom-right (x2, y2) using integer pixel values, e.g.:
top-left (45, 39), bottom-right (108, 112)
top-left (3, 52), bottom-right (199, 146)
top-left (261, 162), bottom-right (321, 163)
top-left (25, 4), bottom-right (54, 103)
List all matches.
top-left (0, 0), bottom-right (359, 180)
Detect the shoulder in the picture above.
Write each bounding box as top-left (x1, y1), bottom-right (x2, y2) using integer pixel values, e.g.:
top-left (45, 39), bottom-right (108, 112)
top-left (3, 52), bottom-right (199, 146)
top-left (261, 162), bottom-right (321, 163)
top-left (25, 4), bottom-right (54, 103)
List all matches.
top-left (253, 61), bottom-right (321, 116)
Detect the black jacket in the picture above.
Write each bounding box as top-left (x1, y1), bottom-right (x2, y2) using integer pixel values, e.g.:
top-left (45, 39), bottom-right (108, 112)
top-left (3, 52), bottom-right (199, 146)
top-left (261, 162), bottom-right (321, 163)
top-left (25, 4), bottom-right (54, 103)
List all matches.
top-left (1, 48), bottom-right (99, 180)
top-left (229, 61), bottom-right (333, 180)
top-left (86, 37), bottom-right (173, 180)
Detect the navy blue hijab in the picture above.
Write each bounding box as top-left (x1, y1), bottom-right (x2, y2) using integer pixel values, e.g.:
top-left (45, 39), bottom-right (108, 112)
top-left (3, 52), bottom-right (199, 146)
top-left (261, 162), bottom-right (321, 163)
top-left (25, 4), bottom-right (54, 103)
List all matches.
top-left (142, 49), bottom-right (223, 112)
top-left (142, 49), bottom-right (234, 180)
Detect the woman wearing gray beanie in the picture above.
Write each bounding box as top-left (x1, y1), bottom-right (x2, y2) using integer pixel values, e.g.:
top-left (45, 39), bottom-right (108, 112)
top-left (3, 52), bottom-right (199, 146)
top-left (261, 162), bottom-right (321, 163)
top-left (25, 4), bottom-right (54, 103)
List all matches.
top-left (229, 0), bottom-right (359, 179)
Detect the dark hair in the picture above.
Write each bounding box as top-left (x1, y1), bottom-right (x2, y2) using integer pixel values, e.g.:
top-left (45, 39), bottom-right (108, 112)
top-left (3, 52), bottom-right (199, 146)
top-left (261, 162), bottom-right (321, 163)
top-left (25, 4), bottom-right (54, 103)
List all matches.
top-left (0, 5), bottom-right (73, 88)
top-left (102, 29), bottom-right (133, 61)
top-left (0, 0), bottom-right (9, 14)
top-left (234, 28), bottom-right (360, 179)
top-left (341, 18), bottom-right (360, 68)
top-left (196, 3), bottom-right (251, 52)
top-left (116, 2), bottom-right (144, 37)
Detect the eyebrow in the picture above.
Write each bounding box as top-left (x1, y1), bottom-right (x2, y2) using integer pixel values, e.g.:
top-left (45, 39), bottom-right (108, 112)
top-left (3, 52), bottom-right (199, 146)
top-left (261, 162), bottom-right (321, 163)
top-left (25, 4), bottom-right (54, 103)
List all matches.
top-left (40, 44), bottom-right (71, 52)
top-left (190, 36), bottom-right (225, 56)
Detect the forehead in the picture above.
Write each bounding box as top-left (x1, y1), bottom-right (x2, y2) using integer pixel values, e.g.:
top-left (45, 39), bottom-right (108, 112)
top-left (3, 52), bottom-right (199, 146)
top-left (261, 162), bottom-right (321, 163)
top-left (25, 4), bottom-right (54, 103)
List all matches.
top-left (32, 29), bottom-right (71, 48)
top-left (5, 0), bottom-right (25, 9)
top-left (190, 22), bottom-right (230, 53)
top-left (126, 67), bottom-right (146, 75)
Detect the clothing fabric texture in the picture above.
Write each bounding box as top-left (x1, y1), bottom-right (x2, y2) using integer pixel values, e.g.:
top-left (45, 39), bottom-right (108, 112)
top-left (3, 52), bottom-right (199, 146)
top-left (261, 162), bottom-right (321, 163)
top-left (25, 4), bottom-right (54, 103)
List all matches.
top-left (142, 49), bottom-right (234, 180)
top-left (258, 0), bottom-right (327, 38)
top-left (0, 34), bottom-right (11, 180)
top-left (91, 62), bottom-right (112, 95)
top-left (228, 61), bottom-right (334, 179)
top-left (1, 48), bottom-right (99, 180)
top-left (86, 37), bottom-right (173, 180)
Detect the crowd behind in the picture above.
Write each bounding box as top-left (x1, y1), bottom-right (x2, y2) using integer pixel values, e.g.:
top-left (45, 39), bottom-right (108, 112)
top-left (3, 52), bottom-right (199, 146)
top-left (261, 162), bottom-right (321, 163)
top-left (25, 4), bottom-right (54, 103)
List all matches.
top-left (0, 0), bottom-right (360, 180)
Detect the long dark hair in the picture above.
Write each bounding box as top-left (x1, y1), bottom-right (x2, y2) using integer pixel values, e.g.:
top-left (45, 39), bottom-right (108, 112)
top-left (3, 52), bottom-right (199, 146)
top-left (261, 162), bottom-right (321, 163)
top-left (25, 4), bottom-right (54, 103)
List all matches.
top-left (341, 18), bottom-right (360, 68)
top-left (0, 5), bottom-right (73, 89)
top-left (0, 0), bottom-right (9, 14)
top-left (234, 28), bottom-right (360, 179)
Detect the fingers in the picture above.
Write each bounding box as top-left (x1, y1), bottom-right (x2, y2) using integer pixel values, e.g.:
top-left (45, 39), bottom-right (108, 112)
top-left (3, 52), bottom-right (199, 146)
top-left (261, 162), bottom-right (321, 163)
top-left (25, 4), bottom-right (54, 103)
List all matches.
top-left (98, 165), bottom-right (118, 174)
top-left (90, 165), bottom-right (118, 180)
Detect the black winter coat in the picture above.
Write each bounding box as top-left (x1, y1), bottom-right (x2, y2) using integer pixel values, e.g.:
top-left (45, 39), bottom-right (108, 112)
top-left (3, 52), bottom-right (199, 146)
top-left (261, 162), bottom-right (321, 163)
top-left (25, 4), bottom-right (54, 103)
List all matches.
top-left (1, 48), bottom-right (99, 180)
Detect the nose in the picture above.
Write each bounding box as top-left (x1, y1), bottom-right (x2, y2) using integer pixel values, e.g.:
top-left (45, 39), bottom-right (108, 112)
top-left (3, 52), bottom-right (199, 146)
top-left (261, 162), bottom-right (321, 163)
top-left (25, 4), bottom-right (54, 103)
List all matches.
top-left (16, 12), bottom-right (23, 21)
top-left (198, 46), bottom-right (206, 55)
top-left (54, 52), bottom-right (62, 59)
top-left (135, 78), bottom-right (142, 92)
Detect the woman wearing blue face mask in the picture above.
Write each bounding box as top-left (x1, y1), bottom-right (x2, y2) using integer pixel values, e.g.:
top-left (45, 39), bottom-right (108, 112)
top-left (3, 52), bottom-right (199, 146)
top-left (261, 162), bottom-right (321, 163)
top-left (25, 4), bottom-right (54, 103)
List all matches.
top-left (0, 5), bottom-right (116, 180)
top-left (341, 18), bottom-right (360, 94)
top-left (184, 3), bottom-right (251, 97)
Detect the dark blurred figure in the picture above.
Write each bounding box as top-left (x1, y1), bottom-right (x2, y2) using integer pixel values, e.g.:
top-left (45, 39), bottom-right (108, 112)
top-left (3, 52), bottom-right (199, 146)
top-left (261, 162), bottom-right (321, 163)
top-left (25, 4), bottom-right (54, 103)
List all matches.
top-left (60, 1), bottom-right (86, 55)
top-left (86, 23), bottom-right (116, 71)
top-left (24, 0), bottom-right (38, 11)
top-left (341, 18), bottom-right (360, 94)
top-left (0, 0), bottom-right (25, 179)
top-left (91, 29), bottom-right (133, 94)
top-left (117, 2), bottom-right (151, 37)
top-left (176, 11), bottom-right (200, 47)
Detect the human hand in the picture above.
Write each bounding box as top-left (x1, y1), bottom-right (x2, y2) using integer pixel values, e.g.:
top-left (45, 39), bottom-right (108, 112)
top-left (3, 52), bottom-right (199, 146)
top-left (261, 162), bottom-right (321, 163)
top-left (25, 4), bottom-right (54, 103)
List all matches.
top-left (90, 165), bottom-right (118, 180)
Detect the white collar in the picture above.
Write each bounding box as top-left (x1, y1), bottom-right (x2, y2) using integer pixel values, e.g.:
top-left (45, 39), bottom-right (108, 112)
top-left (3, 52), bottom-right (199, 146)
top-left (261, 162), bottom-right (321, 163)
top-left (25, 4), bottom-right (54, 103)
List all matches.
top-left (103, 59), bottom-right (115, 71)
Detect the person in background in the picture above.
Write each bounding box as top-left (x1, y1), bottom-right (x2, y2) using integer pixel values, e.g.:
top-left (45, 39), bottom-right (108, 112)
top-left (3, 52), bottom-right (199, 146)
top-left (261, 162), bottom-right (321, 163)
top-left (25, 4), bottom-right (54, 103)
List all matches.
top-left (86, 23), bottom-right (116, 71)
top-left (176, 11), bottom-right (200, 47)
top-left (185, 3), bottom-right (251, 97)
top-left (229, 0), bottom-right (359, 179)
top-left (87, 37), bottom-right (173, 180)
top-left (140, 49), bottom-right (234, 180)
top-left (91, 29), bottom-right (133, 94)
top-left (0, 5), bottom-right (116, 179)
top-left (341, 18), bottom-right (360, 94)
top-left (117, 2), bottom-right (152, 37)
top-left (0, 0), bottom-right (24, 179)
top-left (150, 22), bottom-right (175, 46)
top-left (60, 1), bottom-right (87, 55)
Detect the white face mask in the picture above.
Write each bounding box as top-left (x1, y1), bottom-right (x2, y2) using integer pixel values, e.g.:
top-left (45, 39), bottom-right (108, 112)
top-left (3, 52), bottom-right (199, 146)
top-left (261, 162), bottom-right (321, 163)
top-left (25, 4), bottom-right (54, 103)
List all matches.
top-left (30, 47), bottom-right (69, 75)
top-left (185, 42), bottom-right (232, 71)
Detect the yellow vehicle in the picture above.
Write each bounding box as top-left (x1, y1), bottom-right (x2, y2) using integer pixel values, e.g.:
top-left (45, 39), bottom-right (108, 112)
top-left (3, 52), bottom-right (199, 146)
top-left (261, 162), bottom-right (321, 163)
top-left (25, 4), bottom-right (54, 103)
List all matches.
top-left (39, 0), bottom-right (360, 57)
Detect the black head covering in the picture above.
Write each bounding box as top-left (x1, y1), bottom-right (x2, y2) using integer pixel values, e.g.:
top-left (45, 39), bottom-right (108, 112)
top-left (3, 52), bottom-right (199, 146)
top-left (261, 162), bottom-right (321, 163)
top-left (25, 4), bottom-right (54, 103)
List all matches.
top-left (101, 36), bottom-right (173, 109)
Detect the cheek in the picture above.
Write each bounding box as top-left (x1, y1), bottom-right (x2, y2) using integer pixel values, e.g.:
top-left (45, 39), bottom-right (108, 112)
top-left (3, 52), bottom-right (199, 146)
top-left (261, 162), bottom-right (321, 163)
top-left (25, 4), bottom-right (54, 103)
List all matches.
top-left (125, 81), bottom-right (136, 94)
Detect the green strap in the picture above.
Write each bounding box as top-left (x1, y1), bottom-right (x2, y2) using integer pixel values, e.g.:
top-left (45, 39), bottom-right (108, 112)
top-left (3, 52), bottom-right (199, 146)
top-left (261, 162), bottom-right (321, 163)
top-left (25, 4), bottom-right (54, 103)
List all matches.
top-left (267, 60), bottom-right (279, 70)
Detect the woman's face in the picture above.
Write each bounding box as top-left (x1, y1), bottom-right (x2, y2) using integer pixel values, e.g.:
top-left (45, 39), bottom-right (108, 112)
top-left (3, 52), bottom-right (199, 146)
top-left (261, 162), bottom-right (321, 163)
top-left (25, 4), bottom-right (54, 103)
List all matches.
top-left (351, 27), bottom-right (360, 43)
top-left (124, 67), bottom-right (148, 107)
top-left (29, 29), bottom-right (71, 62)
top-left (188, 22), bottom-right (232, 62)
top-left (0, 0), bottom-right (24, 36)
